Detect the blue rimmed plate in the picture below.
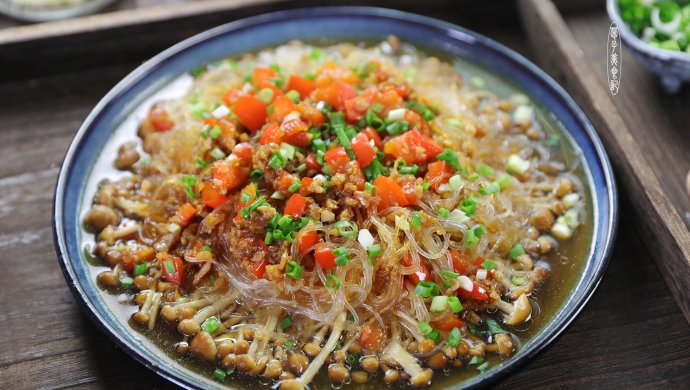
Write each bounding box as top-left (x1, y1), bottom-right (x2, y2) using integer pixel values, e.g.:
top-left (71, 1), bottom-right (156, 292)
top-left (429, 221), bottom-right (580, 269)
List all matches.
top-left (53, 7), bottom-right (617, 389)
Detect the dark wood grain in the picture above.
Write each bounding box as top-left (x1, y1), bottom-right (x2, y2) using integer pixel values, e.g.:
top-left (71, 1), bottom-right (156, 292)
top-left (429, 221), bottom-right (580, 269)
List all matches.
top-left (0, 2), bottom-right (689, 389)
top-left (518, 0), bottom-right (690, 326)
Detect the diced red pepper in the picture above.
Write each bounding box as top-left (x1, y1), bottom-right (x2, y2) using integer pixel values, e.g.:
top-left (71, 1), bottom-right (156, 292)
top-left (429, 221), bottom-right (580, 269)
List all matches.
top-left (350, 132), bottom-right (376, 167)
top-left (297, 229), bottom-right (318, 255)
top-left (259, 122), bottom-right (283, 145)
top-left (231, 142), bottom-right (253, 165)
top-left (457, 282), bottom-right (490, 301)
top-left (284, 193), bottom-right (308, 218)
top-left (323, 147), bottom-right (351, 173)
top-left (252, 66), bottom-right (279, 89)
top-left (268, 95), bottom-right (296, 123)
top-left (299, 177), bottom-right (314, 196)
top-left (283, 131), bottom-right (312, 148)
top-left (450, 249), bottom-right (474, 275)
top-left (222, 89), bottom-right (242, 107)
top-left (314, 244), bottom-right (336, 270)
top-left (431, 315), bottom-right (465, 332)
top-left (425, 161), bottom-right (454, 190)
top-left (305, 152), bottom-right (321, 171)
top-left (213, 160), bottom-right (249, 192)
top-left (401, 254), bottom-right (430, 285)
top-left (362, 126), bottom-right (383, 148)
top-left (149, 106), bottom-right (174, 132)
top-left (179, 203), bottom-right (196, 224)
top-left (233, 96), bottom-right (267, 131)
top-left (253, 257), bottom-right (268, 279)
top-left (287, 75), bottom-right (316, 99)
top-left (295, 102), bottom-right (324, 127)
top-left (161, 256), bottom-right (184, 285)
top-left (201, 182), bottom-right (227, 208)
top-left (359, 324), bottom-right (385, 350)
top-left (383, 129), bottom-right (443, 164)
top-left (372, 176), bottom-right (409, 210)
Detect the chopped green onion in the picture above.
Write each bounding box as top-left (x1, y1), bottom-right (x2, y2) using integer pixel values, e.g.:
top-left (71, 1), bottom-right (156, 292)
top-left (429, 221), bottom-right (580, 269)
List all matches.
top-left (264, 230), bottom-right (274, 245)
top-left (510, 243), bottom-right (525, 259)
top-left (289, 181), bottom-right (302, 193)
top-left (209, 125), bottom-right (222, 139)
top-left (201, 246), bottom-right (213, 252)
top-left (441, 270), bottom-right (458, 279)
top-left (333, 247), bottom-right (351, 266)
top-left (460, 197), bottom-right (477, 217)
top-left (280, 143), bottom-right (296, 160)
top-left (410, 212), bottom-right (423, 230)
top-left (474, 225), bottom-right (486, 237)
top-left (385, 120), bottom-right (409, 136)
top-left (346, 353), bottom-right (357, 366)
top-left (446, 327), bottom-right (462, 347)
top-left (240, 196), bottom-right (266, 219)
top-left (395, 215), bottom-right (410, 231)
top-left (179, 175), bottom-right (197, 199)
top-left (258, 88), bottom-right (274, 103)
top-left (241, 192), bottom-right (251, 203)
top-left (448, 296), bottom-right (463, 313)
top-left (309, 47), bottom-right (322, 60)
top-left (364, 182), bottom-right (376, 193)
top-left (430, 295), bottom-right (448, 312)
top-left (326, 274), bottom-right (341, 289)
top-left (507, 154), bottom-right (530, 176)
top-left (133, 263), bottom-right (147, 277)
top-left (468, 356), bottom-right (484, 366)
top-left (464, 229), bottom-right (479, 248)
top-left (196, 157), bottom-right (208, 167)
top-left (444, 118), bottom-right (462, 128)
top-left (477, 361), bottom-right (490, 373)
top-left (481, 259), bottom-right (497, 270)
top-left (414, 281), bottom-right (440, 298)
top-left (484, 317), bottom-right (504, 334)
top-left (438, 208), bottom-right (450, 218)
top-left (163, 260), bottom-right (176, 274)
top-left (364, 108), bottom-right (385, 131)
top-left (422, 182), bottom-right (430, 191)
top-left (478, 181), bottom-right (500, 195)
top-left (497, 174), bottom-right (511, 189)
top-left (250, 169), bottom-right (264, 179)
top-left (201, 316), bottom-right (220, 333)
top-left (437, 148), bottom-right (461, 170)
top-left (210, 275), bottom-right (216, 286)
top-left (286, 90), bottom-right (300, 102)
top-left (418, 322), bottom-right (433, 335)
top-left (398, 164), bottom-right (419, 175)
top-left (511, 276), bottom-right (527, 286)
top-left (189, 102), bottom-right (209, 119)
top-left (285, 261), bottom-right (303, 279)
top-left (280, 317), bottom-right (293, 329)
top-left (443, 279), bottom-right (452, 288)
top-left (284, 341), bottom-right (295, 349)
top-left (296, 163), bottom-right (307, 173)
top-left (334, 220), bottom-right (358, 238)
top-left (427, 329), bottom-right (441, 342)
top-left (213, 368), bottom-right (227, 381)
top-left (210, 147), bottom-right (225, 160)
top-left (449, 174), bottom-right (464, 190)
top-left (268, 151), bottom-right (287, 169)
top-left (120, 276), bottom-right (133, 289)
top-left (367, 244), bottom-right (381, 259)
top-left (477, 164), bottom-right (494, 177)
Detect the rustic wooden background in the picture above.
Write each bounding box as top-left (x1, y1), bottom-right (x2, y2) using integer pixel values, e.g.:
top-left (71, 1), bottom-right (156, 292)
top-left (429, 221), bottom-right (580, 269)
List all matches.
top-left (0, 1), bottom-right (689, 389)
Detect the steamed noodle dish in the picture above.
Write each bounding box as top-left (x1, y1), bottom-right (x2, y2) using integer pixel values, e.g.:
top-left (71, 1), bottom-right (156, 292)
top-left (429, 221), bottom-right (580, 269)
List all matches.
top-left (83, 38), bottom-right (586, 389)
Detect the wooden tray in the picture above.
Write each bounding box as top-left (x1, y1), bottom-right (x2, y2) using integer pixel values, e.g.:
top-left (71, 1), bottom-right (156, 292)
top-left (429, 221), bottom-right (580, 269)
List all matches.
top-left (519, 0), bottom-right (690, 324)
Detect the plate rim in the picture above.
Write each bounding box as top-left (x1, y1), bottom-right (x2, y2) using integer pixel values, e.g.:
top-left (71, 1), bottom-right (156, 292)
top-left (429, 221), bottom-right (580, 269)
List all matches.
top-left (53, 6), bottom-right (618, 390)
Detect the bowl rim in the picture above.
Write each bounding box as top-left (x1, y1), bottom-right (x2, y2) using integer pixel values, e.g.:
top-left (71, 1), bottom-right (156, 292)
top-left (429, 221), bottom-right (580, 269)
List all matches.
top-left (607, 0), bottom-right (690, 63)
top-left (53, 6), bottom-right (618, 389)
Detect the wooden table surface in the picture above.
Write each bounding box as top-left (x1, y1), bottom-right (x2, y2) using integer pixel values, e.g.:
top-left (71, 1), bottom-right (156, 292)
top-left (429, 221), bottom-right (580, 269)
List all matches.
top-left (1, 1), bottom-right (689, 389)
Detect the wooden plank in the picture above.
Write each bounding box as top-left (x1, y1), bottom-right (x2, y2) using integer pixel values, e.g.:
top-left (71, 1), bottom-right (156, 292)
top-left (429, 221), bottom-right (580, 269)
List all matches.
top-left (517, 0), bottom-right (690, 324)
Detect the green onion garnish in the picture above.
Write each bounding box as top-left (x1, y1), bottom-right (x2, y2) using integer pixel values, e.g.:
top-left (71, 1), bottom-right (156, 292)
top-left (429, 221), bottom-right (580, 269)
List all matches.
top-left (133, 263), bottom-right (147, 277)
top-left (448, 296), bottom-right (463, 313)
top-left (481, 259), bottom-right (496, 271)
top-left (446, 327), bottom-right (462, 347)
top-left (289, 181), bottom-right (302, 193)
top-left (438, 208), bottom-right (450, 218)
top-left (240, 196), bottom-right (266, 219)
top-left (250, 169), bottom-right (264, 179)
top-left (163, 260), bottom-right (176, 274)
top-left (280, 317), bottom-right (293, 329)
top-left (213, 368), bottom-right (227, 381)
top-left (241, 192), bottom-right (251, 203)
top-left (285, 261), bottom-right (303, 279)
top-left (484, 317), bottom-right (504, 334)
top-left (478, 181), bottom-right (500, 195)
top-left (201, 316), bottom-right (220, 333)
top-left (410, 212), bottom-right (423, 230)
top-left (210, 147), bottom-right (225, 160)
top-left (326, 274), bottom-right (341, 289)
top-left (430, 295), bottom-right (448, 312)
top-left (120, 276), bottom-right (133, 289)
top-left (427, 329), bottom-right (441, 342)
top-left (284, 340), bottom-right (294, 349)
top-left (497, 174), bottom-right (511, 189)
top-left (286, 90), bottom-right (300, 102)
top-left (209, 125), bottom-right (222, 139)
top-left (268, 151), bottom-right (287, 169)
top-left (468, 356), bottom-right (484, 366)
top-left (398, 164), bottom-right (419, 175)
top-left (258, 88), bottom-right (274, 103)
top-left (418, 322), bottom-right (433, 335)
top-left (334, 220), bottom-right (358, 238)
top-left (295, 163), bottom-right (307, 173)
top-left (441, 270), bottom-right (459, 279)
top-left (422, 182), bottom-right (430, 191)
top-left (510, 243), bottom-right (525, 259)
top-left (511, 276), bottom-right (527, 286)
top-left (477, 164), bottom-right (493, 177)
top-left (460, 197), bottom-right (477, 217)
top-left (436, 148), bottom-right (461, 170)
top-left (367, 244), bottom-right (381, 260)
top-left (477, 361), bottom-right (490, 373)
top-left (179, 175), bottom-right (197, 199)
top-left (414, 281), bottom-right (440, 298)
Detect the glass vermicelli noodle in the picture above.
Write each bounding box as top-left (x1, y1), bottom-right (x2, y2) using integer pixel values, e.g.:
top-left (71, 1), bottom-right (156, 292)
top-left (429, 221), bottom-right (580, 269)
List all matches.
top-left (83, 37), bottom-right (586, 388)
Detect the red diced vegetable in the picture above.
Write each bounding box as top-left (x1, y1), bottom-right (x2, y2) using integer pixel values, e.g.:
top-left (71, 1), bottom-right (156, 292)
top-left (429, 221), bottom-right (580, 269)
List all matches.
top-left (161, 256), bottom-right (184, 285)
top-left (201, 183), bottom-right (227, 208)
top-left (259, 122), bottom-right (283, 145)
top-left (233, 96), bottom-right (267, 131)
top-left (149, 106), bottom-right (174, 132)
top-left (372, 176), bottom-right (409, 210)
top-left (425, 161), bottom-right (454, 190)
top-left (284, 193), bottom-right (308, 218)
top-left (383, 129), bottom-right (442, 164)
top-left (297, 229), bottom-right (318, 255)
top-left (324, 147), bottom-right (351, 172)
top-left (350, 132), bottom-right (376, 167)
top-left (314, 244), bottom-right (336, 270)
top-left (287, 75), bottom-right (316, 98)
